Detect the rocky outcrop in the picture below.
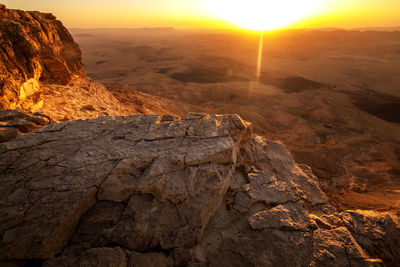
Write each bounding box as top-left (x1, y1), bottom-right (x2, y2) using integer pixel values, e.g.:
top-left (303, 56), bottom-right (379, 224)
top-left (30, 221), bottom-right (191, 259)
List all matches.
top-left (0, 6), bottom-right (192, 122)
top-left (0, 109), bottom-right (51, 143)
top-left (0, 114), bottom-right (398, 266)
top-left (0, 4), bottom-right (83, 110)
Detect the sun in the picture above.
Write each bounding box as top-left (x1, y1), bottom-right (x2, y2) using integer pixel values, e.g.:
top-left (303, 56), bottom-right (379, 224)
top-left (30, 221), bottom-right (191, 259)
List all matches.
top-left (207, 0), bottom-right (324, 31)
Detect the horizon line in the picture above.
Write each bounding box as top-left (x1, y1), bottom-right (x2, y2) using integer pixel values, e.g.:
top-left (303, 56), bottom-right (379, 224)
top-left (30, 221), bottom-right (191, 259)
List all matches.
top-left (68, 26), bottom-right (400, 32)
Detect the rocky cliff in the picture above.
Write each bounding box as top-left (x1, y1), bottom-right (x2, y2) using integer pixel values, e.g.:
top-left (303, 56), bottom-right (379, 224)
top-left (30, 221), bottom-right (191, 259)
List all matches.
top-left (0, 113), bottom-right (399, 266)
top-left (0, 5), bottom-right (399, 267)
top-left (0, 5), bottom-right (194, 125)
top-left (0, 3), bottom-right (83, 110)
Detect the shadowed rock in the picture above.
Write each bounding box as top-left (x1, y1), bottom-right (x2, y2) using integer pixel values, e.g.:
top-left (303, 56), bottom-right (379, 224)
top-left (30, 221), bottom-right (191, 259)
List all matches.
top-left (0, 109), bottom-right (52, 143)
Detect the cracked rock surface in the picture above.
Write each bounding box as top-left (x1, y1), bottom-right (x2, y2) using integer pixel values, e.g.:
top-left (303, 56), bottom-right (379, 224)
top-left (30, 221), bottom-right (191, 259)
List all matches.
top-left (0, 109), bottom-right (52, 143)
top-left (0, 114), bottom-right (399, 266)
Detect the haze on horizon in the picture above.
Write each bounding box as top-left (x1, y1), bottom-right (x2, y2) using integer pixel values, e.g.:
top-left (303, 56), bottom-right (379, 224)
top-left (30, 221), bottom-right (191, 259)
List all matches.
top-left (2, 0), bottom-right (400, 30)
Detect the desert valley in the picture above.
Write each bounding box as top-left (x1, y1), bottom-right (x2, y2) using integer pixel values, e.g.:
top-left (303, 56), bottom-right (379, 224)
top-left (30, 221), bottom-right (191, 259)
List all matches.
top-left (72, 27), bottom-right (400, 211)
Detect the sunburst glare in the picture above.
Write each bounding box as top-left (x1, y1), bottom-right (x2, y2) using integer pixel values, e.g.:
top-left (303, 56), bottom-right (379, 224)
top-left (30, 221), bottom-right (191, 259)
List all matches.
top-left (207, 0), bottom-right (324, 31)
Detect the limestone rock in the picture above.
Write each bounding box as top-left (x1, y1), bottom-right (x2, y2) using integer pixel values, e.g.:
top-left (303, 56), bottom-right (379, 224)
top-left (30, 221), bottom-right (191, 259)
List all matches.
top-left (341, 210), bottom-right (400, 266)
top-left (129, 252), bottom-right (172, 267)
top-left (43, 247), bottom-right (127, 267)
top-left (0, 114), bottom-right (398, 266)
top-left (0, 109), bottom-right (51, 142)
top-left (248, 202), bottom-right (310, 231)
top-left (160, 114), bottom-right (180, 122)
top-left (311, 227), bottom-right (384, 267)
top-left (0, 114), bottom-right (248, 260)
top-left (0, 6), bottom-right (83, 110)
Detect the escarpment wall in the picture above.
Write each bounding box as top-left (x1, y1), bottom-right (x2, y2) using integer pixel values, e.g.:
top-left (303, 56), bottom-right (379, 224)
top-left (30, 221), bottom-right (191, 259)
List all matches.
top-left (0, 4), bottom-right (83, 110)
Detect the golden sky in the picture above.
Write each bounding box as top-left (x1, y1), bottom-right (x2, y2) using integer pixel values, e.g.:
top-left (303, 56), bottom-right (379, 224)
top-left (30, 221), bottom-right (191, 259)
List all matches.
top-left (2, 0), bottom-right (400, 30)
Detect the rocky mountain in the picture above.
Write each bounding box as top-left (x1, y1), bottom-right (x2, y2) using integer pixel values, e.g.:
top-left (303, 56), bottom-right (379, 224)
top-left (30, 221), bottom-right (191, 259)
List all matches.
top-left (0, 5), bottom-right (399, 267)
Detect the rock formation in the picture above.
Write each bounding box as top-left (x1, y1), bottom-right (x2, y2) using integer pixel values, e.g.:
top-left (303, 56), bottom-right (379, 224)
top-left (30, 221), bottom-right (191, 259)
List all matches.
top-left (0, 4), bottom-right (83, 110)
top-left (0, 5), bottom-right (193, 125)
top-left (0, 109), bottom-right (51, 143)
top-left (0, 4), bottom-right (399, 267)
top-left (0, 114), bottom-right (399, 266)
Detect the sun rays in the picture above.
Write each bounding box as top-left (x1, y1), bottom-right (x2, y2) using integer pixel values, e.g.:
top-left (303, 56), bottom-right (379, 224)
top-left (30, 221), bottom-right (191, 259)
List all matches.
top-left (207, 0), bottom-right (324, 31)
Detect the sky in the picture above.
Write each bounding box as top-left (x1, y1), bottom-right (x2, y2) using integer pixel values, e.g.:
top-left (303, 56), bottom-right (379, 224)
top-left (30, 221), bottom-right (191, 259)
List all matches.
top-left (2, 0), bottom-right (400, 30)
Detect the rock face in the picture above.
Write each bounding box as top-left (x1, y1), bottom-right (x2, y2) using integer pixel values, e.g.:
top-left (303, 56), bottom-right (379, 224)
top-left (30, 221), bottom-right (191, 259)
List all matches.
top-left (0, 6), bottom-right (193, 124)
top-left (0, 5), bottom-right (83, 110)
top-left (0, 114), bottom-right (398, 266)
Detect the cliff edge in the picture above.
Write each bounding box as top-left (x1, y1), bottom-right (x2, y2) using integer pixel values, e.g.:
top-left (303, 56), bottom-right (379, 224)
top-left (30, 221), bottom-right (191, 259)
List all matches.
top-left (0, 4), bottom-right (193, 128)
top-left (0, 5), bottom-right (399, 267)
top-left (0, 4), bottom-right (83, 110)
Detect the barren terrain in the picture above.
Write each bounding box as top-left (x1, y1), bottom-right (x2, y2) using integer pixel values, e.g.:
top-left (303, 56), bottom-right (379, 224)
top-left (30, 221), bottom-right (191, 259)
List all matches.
top-left (71, 28), bottom-right (400, 211)
top-left (1, 6), bottom-right (400, 265)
